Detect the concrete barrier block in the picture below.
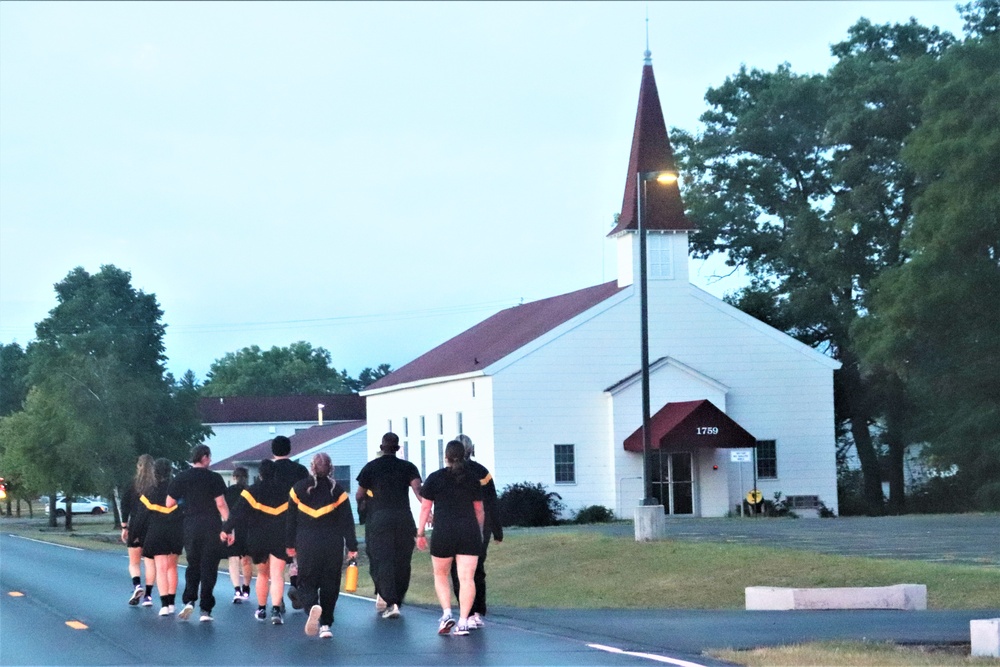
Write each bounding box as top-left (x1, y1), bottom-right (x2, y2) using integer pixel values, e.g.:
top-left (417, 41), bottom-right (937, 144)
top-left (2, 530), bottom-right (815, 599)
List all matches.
top-left (971, 618), bottom-right (1000, 658)
top-left (634, 505), bottom-right (666, 542)
top-left (745, 584), bottom-right (927, 610)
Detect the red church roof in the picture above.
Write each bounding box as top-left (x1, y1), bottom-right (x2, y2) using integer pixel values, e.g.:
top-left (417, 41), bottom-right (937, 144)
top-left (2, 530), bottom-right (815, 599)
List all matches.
top-left (365, 281), bottom-right (626, 391)
top-left (608, 55), bottom-right (692, 236)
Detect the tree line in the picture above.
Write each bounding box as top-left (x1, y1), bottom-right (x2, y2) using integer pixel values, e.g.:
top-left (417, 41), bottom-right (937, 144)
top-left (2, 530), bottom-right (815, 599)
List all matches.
top-left (673, 0), bottom-right (998, 512)
top-left (0, 266), bottom-right (391, 523)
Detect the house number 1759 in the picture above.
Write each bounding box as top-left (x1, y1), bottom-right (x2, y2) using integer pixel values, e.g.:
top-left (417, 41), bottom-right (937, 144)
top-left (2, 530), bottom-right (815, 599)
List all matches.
top-left (696, 427), bottom-right (719, 435)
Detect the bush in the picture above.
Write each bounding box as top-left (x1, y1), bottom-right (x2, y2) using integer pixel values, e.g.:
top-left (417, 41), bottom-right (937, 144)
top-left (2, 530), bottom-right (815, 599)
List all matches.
top-left (572, 505), bottom-right (615, 524)
top-left (498, 482), bottom-right (564, 527)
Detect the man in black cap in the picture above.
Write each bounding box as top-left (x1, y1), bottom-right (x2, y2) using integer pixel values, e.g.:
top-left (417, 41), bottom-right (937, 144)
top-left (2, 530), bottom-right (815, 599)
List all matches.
top-left (271, 435), bottom-right (308, 607)
top-left (450, 434), bottom-right (502, 629)
top-left (355, 432), bottom-right (422, 619)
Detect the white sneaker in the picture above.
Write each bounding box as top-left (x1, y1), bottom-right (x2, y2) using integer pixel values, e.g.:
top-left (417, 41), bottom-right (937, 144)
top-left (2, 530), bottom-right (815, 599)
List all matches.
top-left (304, 604), bottom-right (321, 636)
top-left (468, 612), bottom-right (485, 629)
top-left (158, 605), bottom-right (175, 617)
top-left (177, 603), bottom-right (194, 620)
top-left (381, 603), bottom-right (400, 619)
top-left (437, 613), bottom-right (455, 635)
top-left (199, 611), bottom-right (213, 622)
top-left (319, 625), bottom-right (332, 639)
top-left (128, 586), bottom-right (143, 606)
top-left (375, 594), bottom-right (387, 612)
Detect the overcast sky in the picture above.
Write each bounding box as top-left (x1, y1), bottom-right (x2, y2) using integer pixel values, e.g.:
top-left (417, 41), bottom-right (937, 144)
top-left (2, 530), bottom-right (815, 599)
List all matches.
top-left (0, 1), bottom-right (965, 381)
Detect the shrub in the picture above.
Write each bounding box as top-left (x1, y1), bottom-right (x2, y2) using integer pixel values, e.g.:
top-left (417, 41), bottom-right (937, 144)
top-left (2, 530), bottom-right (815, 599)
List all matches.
top-left (573, 505), bottom-right (615, 524)
top-left (498, 482), bottom-right (564, 527)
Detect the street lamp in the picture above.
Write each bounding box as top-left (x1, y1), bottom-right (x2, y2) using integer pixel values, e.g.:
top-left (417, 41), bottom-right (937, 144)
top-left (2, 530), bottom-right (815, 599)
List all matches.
top-left (637, 169), bottom-right (678, 506)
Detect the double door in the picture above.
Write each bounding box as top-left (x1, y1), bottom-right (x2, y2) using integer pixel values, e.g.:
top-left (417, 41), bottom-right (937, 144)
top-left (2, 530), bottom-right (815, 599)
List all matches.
top-left (648, 450), bottom-right (694, 515)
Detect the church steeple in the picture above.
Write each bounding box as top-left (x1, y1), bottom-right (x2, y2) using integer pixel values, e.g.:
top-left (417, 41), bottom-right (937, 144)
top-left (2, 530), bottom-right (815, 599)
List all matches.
top-left (608, 51), bottom-right (692, 237)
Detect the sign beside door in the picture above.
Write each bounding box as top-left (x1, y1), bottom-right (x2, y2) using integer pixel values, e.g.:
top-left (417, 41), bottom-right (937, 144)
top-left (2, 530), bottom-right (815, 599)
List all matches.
top-left (730, 449), bottom-right (752, 463)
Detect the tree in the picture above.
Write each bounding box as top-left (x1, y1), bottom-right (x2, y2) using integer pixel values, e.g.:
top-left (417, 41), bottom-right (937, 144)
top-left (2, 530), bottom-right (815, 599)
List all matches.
top-left (0, 342), bottom-right (30, 417)
top-left (19, 265), bottom-right (208, 527)
top-left (853, 3), bottom-right (1000, 509)
top-left (673, 15), bottom-right (954, 513)
top-left (344, 363), bottom-right (393, 393)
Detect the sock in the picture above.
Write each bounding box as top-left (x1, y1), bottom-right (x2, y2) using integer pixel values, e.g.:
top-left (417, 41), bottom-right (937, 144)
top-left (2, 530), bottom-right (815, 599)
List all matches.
top-left (160, 595), bottom-right (169, 607)
top-left (235, 586), bottom-right (241, 594)
top-left (145, 585), bottom-right (153, 597)
top-left (271, 605), bottom-right (281, 614)
top-left (258, 605), bottom-right (266, 612)
top-left (168, 593), bottom-right (176, 606)
top-left (132, 576), bottom-right (141, 587)
top-left (242, 585), bottom-right (250, 595)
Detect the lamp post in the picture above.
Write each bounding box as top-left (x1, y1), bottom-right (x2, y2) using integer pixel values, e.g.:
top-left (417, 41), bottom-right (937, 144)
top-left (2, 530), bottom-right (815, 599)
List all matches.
top-left (637, 169), bottom-right (678, 506)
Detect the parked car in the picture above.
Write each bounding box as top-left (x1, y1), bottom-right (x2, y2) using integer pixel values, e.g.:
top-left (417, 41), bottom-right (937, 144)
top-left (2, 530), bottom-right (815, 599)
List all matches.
top-left (45, 496), bottom-right (109, 516)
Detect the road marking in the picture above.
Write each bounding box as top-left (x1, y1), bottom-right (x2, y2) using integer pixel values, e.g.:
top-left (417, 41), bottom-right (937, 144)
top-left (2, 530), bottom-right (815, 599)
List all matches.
top-left (589, 643), bottom-right (708, 667)
top-left (7, 534), bottom-right (83, 551)
top-left (66, 621), bottom-right (88, 630)
top-left (8, 591), bottom-right (25, 597)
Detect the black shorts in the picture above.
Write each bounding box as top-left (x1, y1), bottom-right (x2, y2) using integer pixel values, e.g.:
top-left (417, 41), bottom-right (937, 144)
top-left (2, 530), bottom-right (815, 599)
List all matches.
top-left (142, 520), bottom-right (183, 558)
top-left (248, 547), bottom-right (286, 566)
top-left (430, 525), bottom-right (482, 559)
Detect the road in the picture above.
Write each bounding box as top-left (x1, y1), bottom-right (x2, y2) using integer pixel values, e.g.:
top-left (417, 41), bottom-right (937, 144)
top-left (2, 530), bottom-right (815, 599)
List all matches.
top-left (0, 532), bottom-right (726, 667)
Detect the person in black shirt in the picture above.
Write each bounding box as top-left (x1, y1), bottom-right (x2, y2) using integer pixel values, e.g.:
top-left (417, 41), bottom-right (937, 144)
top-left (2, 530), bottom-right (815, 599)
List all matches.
top-left (417, 440), bottom-right (484, 637)
top-left (287, 453), bottom-right (358, 639)
top-left (355, 432), bottom-right (422, 619)
top-left (222, 467), bottom-right (252, 604)
top-left (142, 458), bottom-right (183, 616)
top-left (271, 435), bottom-right (309, 606)
top-left (120, 453), bottom-right (157, 607)
top-left (166, 444), bottom-right (229, 622)
top-left (449, 434), bottom-right (502, 629)
top-left (223, 459), bottom-right (291, 624)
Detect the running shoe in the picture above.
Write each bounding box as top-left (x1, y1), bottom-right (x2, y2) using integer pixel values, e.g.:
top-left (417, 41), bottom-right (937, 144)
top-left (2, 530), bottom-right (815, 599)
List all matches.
top-left (453, 622), bottom-right (470, 636)
top-left (437, 614), bottom-right (455, 635)
top-left (177, 603), bottom-right (195, 620)
top-left (141, 595), bottom-right (153, 607)
top-left (158, 605), bottom-right (175, 617)
top-left (375, 593), bottom-right (387, 613)
top-left (304, 604), bottom-right (321, 636)
top-left (319, 625), bottom-right (332, 639)
top-left (199, 611), bottom-right (213, 622)
top-left (128, 586), bottom-right (143, 606)
top-left (254, 607), bottom-right (267, 621)
top-left (468, 612), bottom-right (485, 629)
top-left (381, 604), bottom-right (400, 619)
top-left (288, 586), bottom-right (302, 610)
top-left (233, 590), bottom-right (243, 604)
top-left (241, 589), bottom-right (251, 600)
top-left (271, 608), bottom-right (283, 625)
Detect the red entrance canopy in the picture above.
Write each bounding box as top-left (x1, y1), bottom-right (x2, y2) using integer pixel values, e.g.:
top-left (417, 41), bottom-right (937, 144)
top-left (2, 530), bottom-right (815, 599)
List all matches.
top-left (623, 399), bottom-right (757, 452)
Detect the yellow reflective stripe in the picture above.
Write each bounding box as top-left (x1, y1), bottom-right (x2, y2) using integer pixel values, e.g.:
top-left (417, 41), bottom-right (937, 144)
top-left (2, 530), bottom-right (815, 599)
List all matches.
top-left (140, 495), bottom-right (177, 515)
top-left (480, 472), bottom-right (492, 486)
top-left (290, 489), bottom-right (348, 519)
top-left (240, 488), bottom-right (287, 516)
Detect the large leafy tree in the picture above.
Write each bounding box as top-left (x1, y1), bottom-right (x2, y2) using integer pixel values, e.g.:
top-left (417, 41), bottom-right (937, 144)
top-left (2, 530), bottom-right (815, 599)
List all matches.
top-left (201, 341), bottom-right (354, 396)
top-left (854, 2), bottom-right (1000, 509)
top-left (345, 363), bottom-right (393, 393)
top-left (11, 265), bottom-right (208, 526)
top-left (673, 15), bottom-right (954, 512)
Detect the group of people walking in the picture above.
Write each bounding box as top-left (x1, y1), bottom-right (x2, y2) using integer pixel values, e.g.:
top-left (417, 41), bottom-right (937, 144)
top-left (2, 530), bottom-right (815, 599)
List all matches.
top-left (120, 431), bottom-right (501, 639)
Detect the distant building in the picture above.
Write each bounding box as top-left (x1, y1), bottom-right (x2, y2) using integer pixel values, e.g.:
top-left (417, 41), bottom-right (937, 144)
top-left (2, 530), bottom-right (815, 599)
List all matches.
top-left (360, 51), bottom-right (841, 518)
top-left (198, 394), bottom-right (365, 463)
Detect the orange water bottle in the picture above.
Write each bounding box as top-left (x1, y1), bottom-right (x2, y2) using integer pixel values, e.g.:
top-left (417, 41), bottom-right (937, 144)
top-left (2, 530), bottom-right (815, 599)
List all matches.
top-left (344, 557), bottom-right (358, 593)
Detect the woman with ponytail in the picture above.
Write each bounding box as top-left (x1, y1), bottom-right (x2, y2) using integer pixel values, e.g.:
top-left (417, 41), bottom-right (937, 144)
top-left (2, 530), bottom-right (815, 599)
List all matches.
top-left (286, 453), bottom-right (358, 639)
top-left (121, 454), bottom-right (157, 607)
top-left (141, 458), bottom-right (183, 616)
top-left (416, 440), bottom-right (484, 636)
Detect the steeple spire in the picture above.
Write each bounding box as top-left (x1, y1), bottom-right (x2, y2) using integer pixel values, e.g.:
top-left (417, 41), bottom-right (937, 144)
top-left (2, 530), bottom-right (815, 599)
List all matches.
top-left (608, 47), bottom-right (692, 237)
top-left (644, 9), bottom-right (652, 65)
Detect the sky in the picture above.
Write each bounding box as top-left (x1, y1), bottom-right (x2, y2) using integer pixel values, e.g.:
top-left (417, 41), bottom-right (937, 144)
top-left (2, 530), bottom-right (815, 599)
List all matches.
top-left (0, 1), bottom-right (967, 382)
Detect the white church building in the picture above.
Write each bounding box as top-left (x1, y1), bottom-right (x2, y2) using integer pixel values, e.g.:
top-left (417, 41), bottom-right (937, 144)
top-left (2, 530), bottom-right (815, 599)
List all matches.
top-left (361, 53), bottom-right (841, 519)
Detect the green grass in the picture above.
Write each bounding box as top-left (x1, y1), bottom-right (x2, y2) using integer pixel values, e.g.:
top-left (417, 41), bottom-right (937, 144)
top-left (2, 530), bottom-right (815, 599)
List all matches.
top-left (710, 641), bottom-right (999, 666)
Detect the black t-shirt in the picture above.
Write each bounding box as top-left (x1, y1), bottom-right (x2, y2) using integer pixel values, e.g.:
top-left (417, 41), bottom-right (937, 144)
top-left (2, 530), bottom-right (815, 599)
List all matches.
top-left (356, 455), bottom-right (421, 513)
top-left (167, 467), bottom-right (227, 517)
top-left (421, 466), bottom-right (483, 528)
top-left (272, 458), bottom-right (309, 495)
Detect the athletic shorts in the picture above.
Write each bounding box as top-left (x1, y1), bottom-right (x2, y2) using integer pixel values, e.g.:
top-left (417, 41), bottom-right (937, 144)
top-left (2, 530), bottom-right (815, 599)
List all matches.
top-left (429, 524), bottom-right (483, 559)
